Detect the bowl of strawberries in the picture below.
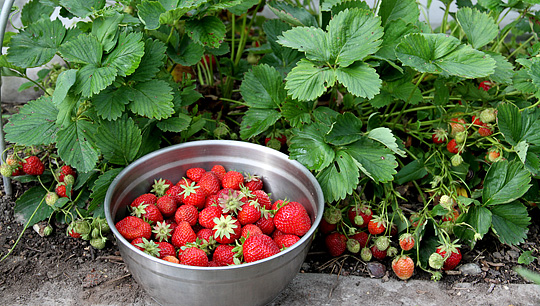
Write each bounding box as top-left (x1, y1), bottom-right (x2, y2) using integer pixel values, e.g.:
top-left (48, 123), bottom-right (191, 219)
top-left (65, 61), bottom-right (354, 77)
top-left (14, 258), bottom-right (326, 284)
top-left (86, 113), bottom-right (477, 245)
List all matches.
top-left (104, 140), bottom-right (324, 306)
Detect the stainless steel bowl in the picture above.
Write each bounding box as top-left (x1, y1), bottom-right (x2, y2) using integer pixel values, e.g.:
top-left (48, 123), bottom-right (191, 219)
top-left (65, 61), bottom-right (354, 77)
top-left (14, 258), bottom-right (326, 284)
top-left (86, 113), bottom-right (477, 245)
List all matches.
top-left (104, 140), bottom-right (324, 306)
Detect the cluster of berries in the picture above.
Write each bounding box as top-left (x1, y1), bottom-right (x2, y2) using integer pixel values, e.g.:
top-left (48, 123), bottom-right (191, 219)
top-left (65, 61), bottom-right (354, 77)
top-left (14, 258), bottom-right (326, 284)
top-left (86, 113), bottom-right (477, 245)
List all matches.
top-left (1, 155), bottom-right (45, 177)
top-left (67, 217), bottom-right (111, 249)
top-left (114, 165), bottom-right (312, 267)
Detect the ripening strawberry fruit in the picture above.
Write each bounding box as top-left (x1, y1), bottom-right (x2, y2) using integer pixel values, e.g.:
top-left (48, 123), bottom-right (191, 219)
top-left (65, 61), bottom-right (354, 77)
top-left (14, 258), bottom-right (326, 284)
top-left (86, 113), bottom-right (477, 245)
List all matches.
top-left (243, 234), bottom-right (281, 263)
top-left (222, 171), bottom-right (245, 190)
top-left (274, 201), bottom-right (311, 236)
top-left (348, 205), bottom-right (372, 228)
top-left (479, 108), bottom-right (496, 123)
top-left (213, 244), bottom-right (237, 266)
top-left (446, 139), bottom-right (460, 154)
top-left (180, 247), bottom-right (209, 267)
top-left (349, 231), bottom-right (369, 249)
top-left (58, 165), bottom-right (77, 182)
top-left (485, 147), bottom-right (501, 163)
top-left (22, 156), bottom-right (45, 175)
top-left (478, 126), bottom-right (493, 137)
top-left (449, 118), bottom-right (467, 136)
top-left (371, 245), bottom-right (387, 260)
top-left (436, 244), bottom-right (462, 271)
top-left (399, 233), bottom-right (415, 251)
top-left (478, 80), bottom-right (492, 91)
top-left (162, 255), bottom-right (180, 264)
top-left (325, 232), bottom-right (347, 257)
top-left (115, 216), bottom-right (152, 241)
top-left (432, 128), bottom-right (447, 144)
top-left (392, 255), bottom-right (415, 280)
top-left (367, 216), bottom-right (386, 235)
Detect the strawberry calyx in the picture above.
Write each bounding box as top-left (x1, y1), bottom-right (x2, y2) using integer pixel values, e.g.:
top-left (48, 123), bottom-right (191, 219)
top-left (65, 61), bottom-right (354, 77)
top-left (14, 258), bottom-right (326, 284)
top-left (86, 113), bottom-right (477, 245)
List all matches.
top-left (151, 178), bottom-right (172, 197)
top-left (218, 189), bottom-right (246, 215)
top-left (152, 221), bottom-right (173, 242)
top-left (179, 181), bottom-right (202, 197)
top-left (135, 237), bottom-right (161, 257)
top-left (212, 215), bottom-right (239, 240)
top-left (432, 128), bottom-right (448, 144)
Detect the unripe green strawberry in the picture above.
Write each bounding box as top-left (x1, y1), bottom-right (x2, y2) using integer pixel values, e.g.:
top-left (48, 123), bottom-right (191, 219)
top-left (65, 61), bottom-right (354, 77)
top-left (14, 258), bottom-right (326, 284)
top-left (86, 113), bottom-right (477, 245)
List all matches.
top-left (374, 236), bottom-right (390, 251)
top-left (63, 174), bottom-right (75, 185)
top-left (323, 206), bottom-right (342, 225)
top-left (90, 237), bottom-right (107, 250)
top-left (45, 192), bottom-right (59, 207)
top-left (360, 247), bottom-right (372, 261)
top-left (91, 227), bottom-right (101, 239)
top-left (43, 224), bottom-right (53, 236)
top-left (92, 217), bottom-right (110, 234)
top-left (347, 238), bottom-right (360, 253)
top-left (0, 163), bottom-right (13, 177)
top-left (485, 147), bottom-right (501, 163)
top-left (479, 108), bottom-right (496, 123)
top-left (450, 154), bottom-right (463, 167)
top-left (439, 195), bottom-right (454, 209)
top-left (454, 131), bottom-right (467, 144)
top-left (429, 252), bottom-right (444, 270)
top-left (386, 246), bottom-right (398, 257)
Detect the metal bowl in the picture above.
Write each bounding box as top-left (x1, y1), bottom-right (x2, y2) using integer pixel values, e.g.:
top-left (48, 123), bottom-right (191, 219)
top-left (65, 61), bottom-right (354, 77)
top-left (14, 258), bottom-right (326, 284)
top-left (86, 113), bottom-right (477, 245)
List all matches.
top-left (104, 140), bottom-right (324, 306)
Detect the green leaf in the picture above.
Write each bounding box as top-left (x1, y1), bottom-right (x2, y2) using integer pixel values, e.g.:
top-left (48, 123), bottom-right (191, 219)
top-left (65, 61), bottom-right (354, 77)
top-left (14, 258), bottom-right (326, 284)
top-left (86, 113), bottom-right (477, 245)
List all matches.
top-left (159, 1), bottom-right (208, 25)
top-left (137, 0), bottom-right (166, 30)
top-left (513, 69), bottom-right (536, 94)
top-left (260, 20), bottom-right (303, 76)
top-left (239, 108), bottom-right (282, 139)
top-left (60, 0), bottom-right (105, 18)
top-left (185, 16), bottom-right (226, 49)
top-left (387, 80), bottom-right (423, 104)
top-left (344, 137), bottom-right (398, 183)
top-left (55, 94), bottom-right (78, 129)
top-left (7, 19), bottom-right (66, 68)
top-left (5, 96), bottom-right (58, 146)
top-left (74, 64), bottom-right (117, 98)
top-left (52, 69), bottom-right (77, 107)
top-left (285, 59), bottom-right (335, 101)
top-left (491, 202), bottom-right (530, 246)
top-left (127, 80), bottom-right (174, 119)
top-left (14, 187), bottom-right (53, 226)
top-left (92, 12), bottom-right (124, 53)
top-left (60, 34), bottom-right (102, 65)
top-left (227, 0), bottom-right (259, 15)
top-left (317, 151), bottom-right (360, 203)
top-left (336, 62), bottom-right (382, 99)
top-left (156, 113), bottom-right (192, 132)
top-left (369, 90), bottom-right (394, 108)
top-left (485, 51), bottom-right (514, 84)
top-left (515, 141), bottom-right (529, 165)
top-left (289, 122), bottom-right (335, 171)
top-left (267, 0), bottom-right (317, 27)
top-left (103, 32), bottom-right (145, 77)
top-left (367, 127), bottom-right (406, 157)
top-left (327, 9), bottom-right (383, 66)
top-left (454, 205), bottom-right (492, 248)
top-left (377, 19), bottom-right (419, 61)
top-left (395, 33), bottom-right (496, 78)
top-left (129, 38), bottom-right (167, 82)
top-left (167, 35), bottom-right (205, 66)
top-left (281, 100), bottom-right (312, 128)
top-left (21, 0), bottom-right (56, 26)
top-left (56, 120), bottom-right (100, 172)
top-left (92, 86), bottom-right (131, 120)
top-left (456, 7), bottom-right (498, 49)
top-left (497, 103), bottom-right (540, 146)
top-left (378, 0), bottom-right (420, 26)
top-left (89, 168), bottom-right (123, 216)
top-left (395, 159), bottom-right (428, 185)
top-left (0, 55), bottom-right (25, 74)
top-left (277, 27), bottom-right (330, 62)
top-left (518, 250), bottom-right (537, 265)
top-left (97, 115), bottom-right (142, 165)
top-left (18, 82), bottom-right (35, 92)
top-left (326, 112), bottom-right (363, 146)
top-left (482, 160), bottom-right (532, 206)
top-left (240, 64), bottom-right (286, 109)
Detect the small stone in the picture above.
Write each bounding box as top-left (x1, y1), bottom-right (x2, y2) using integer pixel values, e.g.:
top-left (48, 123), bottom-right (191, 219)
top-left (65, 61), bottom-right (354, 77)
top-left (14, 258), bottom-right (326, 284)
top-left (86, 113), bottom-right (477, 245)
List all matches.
top-left (367, 262), bottom-right (386, 278)
top-left (492, 251), bottom-right (503, 260)
top-left (459, 263), bottom-right (482, 276)
top-left (507, 251), bottom-right (519, 259)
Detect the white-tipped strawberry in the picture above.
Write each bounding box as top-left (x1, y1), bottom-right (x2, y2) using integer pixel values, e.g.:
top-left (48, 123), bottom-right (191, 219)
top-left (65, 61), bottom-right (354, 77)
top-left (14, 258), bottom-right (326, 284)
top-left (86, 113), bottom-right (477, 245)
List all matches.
top-left (485, 147), bottom-right (502, 163)
top-left (479, 108), bottom-right (496, 123)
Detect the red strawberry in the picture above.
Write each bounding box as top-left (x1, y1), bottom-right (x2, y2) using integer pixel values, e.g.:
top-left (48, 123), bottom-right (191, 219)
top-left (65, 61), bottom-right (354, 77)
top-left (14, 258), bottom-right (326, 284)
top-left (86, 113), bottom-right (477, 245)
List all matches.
top-left (171, 220), bottom-right (197, 248)
top-left (241, 224), bottom-right (263, 238)
top-left (480, 108), bottom-right (496, 123)
top-left (186, 167), bottom-right (206, 181)
top-left (449, 118), bottom-right (467, 135)
top-left (222, 171), bottom-right (245, 190)
top-left (210, 164), bottom-right (226, 181)
top-left (162, 255), bottom-right (180, 264)
top-left (178, 181), bottom-right (206, 208)
top-left (115, 216), bottom-right (152, 241)
top-left (198, 171), bottom-right (221, 195)
top-left (218, 188), bottom-right (248, 215)
top-left (213, 244), bottom-right (237, 266)
top-left (255, 215), bottom-right (275, 235)
top-left (238, 201), bottom-right (261, 225)
top-left (157, 241), bottom-right (176, 258)
top-left (199, 205), bottom-right (223, 229)
top-left (348, 205), bottom-right (372, 228)
top-left (446, 139), bottom-right (460, 154)
top-left (367, 216), bottom-right (386, 235)
top-left (196, 228), bottom-right (214, 244)
top-left (392, 255), bottom-right (415, 280)
top-left (432, 128), bottom-right (447, 144)
top-left (251, 190), bottom-right (272, 210)
top-left (165, 185), bottom-right (184, 204)
top-left (478, 126), bottom-right (493, 137)
top-left (204, 194), bottom-right (220, 208)
top-left (176, 177), bottom-right (193, 187)
top-left (58, 165), bottom-right (77, 182)
top-left (370, 245), bottom-right (387, 260)
top-left (22, 156), bottom-right (44, 175)
top-left (325, 232), bottom-right (347, 257)
top-left (130, 193), bottom-right (157, 208)
top-left (243, 234), bottom-right (280, 263)
top-left (132, 203), bottom-right (164, 224)
top-left (436, 244), bottom-right (462, 271)
top-left (274, 234), bottom-right (300, 249)
top-left (174, 204), bottom-right (199, 227)
top-left (319, 218), bottom-right (337, 234)
top-left (55, 183), bottom-right (72, 198)
top-left (478, 80), bottom-right (492, 91)
top-left (212, 215), bottom-right (242, 244)
top-left (180, 247), bottom-right (209, 267)
top-left (244, 173), bottom-right (263, 191)
top-left (156, 196), bottom-right (177, 218)
top-left (274, 202), bottom-right (311, 236)
top-left (272, 229), bottom-right (286, 239)
top-left (399, 233), bottom-right (415, 251)
top-left (67, 219), bottom-right (91, 239)
top-left (131, 237), bottom-right (145, 252)
top-left (350, 231), bottom-right (369, 249)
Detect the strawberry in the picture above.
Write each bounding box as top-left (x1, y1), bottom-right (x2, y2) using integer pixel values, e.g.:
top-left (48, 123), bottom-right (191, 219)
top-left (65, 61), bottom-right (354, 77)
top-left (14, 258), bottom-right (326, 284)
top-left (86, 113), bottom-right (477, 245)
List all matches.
top-left (133, 238), bottom-right (160, 257)
top-left (432, 128), bottom-right (447, 144)
top-left (151, 178), bottom-right (173, 197)
top-left (251, 190), bottom-right (272, 210)
top-left (274, 234), bottom-right (300, 249)
top-left (90, 237), bottom-right (107, 250)
top-left (45, 191), bottom-right (59, 207)
top-left (441, 208), bottom-right (460, 222)
top-left (274, 202), bottom-right (311, 236)
top-left (198, 171), bottom-right (221, 195)
top-left (218, 188), bottom-right (247, 215)
top-left (255, 214), bottom-right (275, 235)
top-left (196, 228), bottom-right (215, 244)
top-left (478, 80), bottom-right (492, 91)
top-left (485, 147), bottom-right (501, 163)
top-left (178, 181), bottom-right (206, 208)
top-left (399, 233), bottom-right (415, 251)
top-left (360, 247), bottom-right (372, 261)
top-left (174, 204), bottom-right (199, 227)
top-left (115, 216), bottom-right (152, 241)
top-left (152, 221), bottom-right (173, 242)
top-left (347, 239), bottom-right (360, 253)
top-left (241, 223), bottom-right (263, 238)
top-left (186, 167), bottom-right (206, 181)
top-left (349, 231), bottom-right (369, 248)
top-left (446, 139), bottom-right (460, 154)
top-left (213, 244), bottom-right (237, 266)
top-left (429, 252), bottom-right (445, 270)
top-left (392, 255), bottom-right (415, 280)
top-left (156, 195), bottom-right (177, 218)
top-left (199, 205), bottom-right (223, 229)
top-left (323, 206), bottom-right (342, 225)
top-left (347, 205), bottom-right (372, 228)
top-left (176, 177), bottom-right (193, 187)
top-left (204, 194), bottom-right (220, 208)
top-left (271, 229), bottom-right (286, 239)
top-left (171, 220), bottom-right (197, 248)
top-left (22, 156), bottom-right (44, 175)
top-left (436, 243), bottom-right (462, 270)
top-left (55, 183), bottom-right (72, 198)
top-left (130, 193), bottom-right (157, 208)
top-left (471, 115), bottom-right (484, 127)
top-left (132, 203), bottom-right (164, 224)
top-left (480, 108), bottom-right (496, 123)
top-left (450, 154), bottom-right (463, 167)
top-left (374, 236), bottom-right (390, 251)
top-left (238, 201), bottom-right (261, 225)
top-left (131, 237), bottom-right (145, 252)
top-left (57, 165), bottom-right (77, 182)
top-left (212, 215), bottom-right (242, 244)
top-left (370, 245), bottom-right (387, 260)
top-left (325, 232), bottom-right (347, 257)
top-left (244, 173), bottom-right (263, 191)
top-left (210, 164), bottom-right (226, 181)
top-left (222, 171), bottom-right (245, 190)
top-left (180, 247), bottom-right (209, 267)
top-left (319, 218), bottom-right (337, 234)
top-left (157, 241), bottom-right (176, 258)
top-left (409, 213), bottom-right (421, 228)
top-left (478, 125), bottom-right (493, 137)
top-left (162, 255), bottom-right (180, 264)
top-left (449, 118), bottom-right (467, 136)
top-left (243, 234), bottom-right (280, 263)
top-left (367, 216), bottom-right (386, 235)
top-left (0, 164), bottom-right (13, 177)
top-left (165, 185), bottom-right (184, 204)
top-left (67, 219), bottom-right (91, 239)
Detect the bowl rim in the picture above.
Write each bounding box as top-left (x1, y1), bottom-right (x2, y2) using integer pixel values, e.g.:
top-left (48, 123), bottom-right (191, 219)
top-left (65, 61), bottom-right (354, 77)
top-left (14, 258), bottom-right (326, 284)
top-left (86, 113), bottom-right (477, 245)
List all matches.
top-left (105, 139), bottom-right (325, 270)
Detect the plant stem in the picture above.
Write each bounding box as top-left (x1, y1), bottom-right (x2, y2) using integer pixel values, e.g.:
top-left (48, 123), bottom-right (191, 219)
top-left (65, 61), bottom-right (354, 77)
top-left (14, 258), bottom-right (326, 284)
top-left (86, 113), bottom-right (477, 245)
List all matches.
top-left (393, 72), bottom-right (427, 128)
